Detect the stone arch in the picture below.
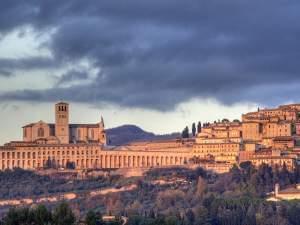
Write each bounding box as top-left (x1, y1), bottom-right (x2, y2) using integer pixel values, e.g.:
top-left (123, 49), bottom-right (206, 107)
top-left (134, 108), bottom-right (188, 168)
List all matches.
top-left (114, 155), bottom-right (118, 168)
top-left (123, 155), bottom-right (127, 167)
top-left (100, 155), bottom-right (103, 168)
top-left (137, 156), bottom-right (140, 167)
top-left (118, 156), bottom-right (122, 168)
top-left (166, 156), bottom-right (169, 165)
top-left (109, 155), bottom-right (113, 168)
top-left (62, 159), bottom-right (65, 167)
top-left (104, 155), bottom-right (108, 168)
top-left (127, 156), bottom-right (131, 167)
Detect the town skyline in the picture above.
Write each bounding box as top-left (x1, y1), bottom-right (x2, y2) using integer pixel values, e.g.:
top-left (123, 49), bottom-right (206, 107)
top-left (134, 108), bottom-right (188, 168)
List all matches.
top-left (0, 100), bottom-right (260, 145)
top-left (0, 98), bottom-right (297, 145)
top-left (1, 1), bottom-right (300, 145)
top-left (1, 100), bottom-right (299, 174)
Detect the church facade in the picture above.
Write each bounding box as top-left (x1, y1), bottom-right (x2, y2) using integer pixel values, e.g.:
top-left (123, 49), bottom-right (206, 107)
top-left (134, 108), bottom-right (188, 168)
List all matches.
top-left (22, 102), bottom-right (106, 145)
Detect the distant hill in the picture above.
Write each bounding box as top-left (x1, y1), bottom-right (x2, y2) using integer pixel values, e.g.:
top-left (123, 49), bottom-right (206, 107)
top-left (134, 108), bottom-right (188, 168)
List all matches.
top-left (105, 125), bottom-right (181, 146)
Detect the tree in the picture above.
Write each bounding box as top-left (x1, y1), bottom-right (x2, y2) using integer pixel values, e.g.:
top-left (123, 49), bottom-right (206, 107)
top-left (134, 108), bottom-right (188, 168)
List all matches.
top-left (244, 204), bottom-right (256, 225)
top-left (194, 205), bottom-right (209, 225)
top-left (221, 118), bottom-right (229, 123)
top-left (3, 208), bottom-right (20, 225)
top-left (287, 204), bottom-right (300, 225)
top-left (44, 157), bottom-right (53, 169)
top-left (181, 126), bottom-right (189, 139)
top-left (195, 176), bottom-right (207, 199)
top-left (3, 207), bottom-right (34, 225)
top-left (192, 123), bottom-right (196, 137)
top-left (279, 163), bottom-right (292, 186)
top-left (165, 216), bottom-right (178, 225)
top-left (197, 121), bottom-right (202, 133)
top-left (33, 205), bottom-right (52, 225)
top-left (66, 161), bottom-right (76, 169)
top-left (185, 209), bottom-right (195, 225)
top-left (230, 164), bottom-right (241, 183)
top-left (85, 210), bottom-right (102, 225)
top-left (53, 202), bottom-right (76, 225)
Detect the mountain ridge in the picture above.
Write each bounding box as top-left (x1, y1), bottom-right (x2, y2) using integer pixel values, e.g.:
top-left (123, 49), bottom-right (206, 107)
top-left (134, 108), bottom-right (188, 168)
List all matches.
top-left (105, 124), bottom-right (180, 146)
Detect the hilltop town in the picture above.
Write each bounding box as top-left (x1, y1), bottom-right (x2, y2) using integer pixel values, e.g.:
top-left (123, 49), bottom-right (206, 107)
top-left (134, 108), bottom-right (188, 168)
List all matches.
top-left (0, 102), bottom-right (300, 174)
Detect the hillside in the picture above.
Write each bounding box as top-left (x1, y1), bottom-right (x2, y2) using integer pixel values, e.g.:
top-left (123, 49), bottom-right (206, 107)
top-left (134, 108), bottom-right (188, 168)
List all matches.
top-left (105, 125), bottom-right (180, 146)
top-left (1, 164), bottom-right (299, 224)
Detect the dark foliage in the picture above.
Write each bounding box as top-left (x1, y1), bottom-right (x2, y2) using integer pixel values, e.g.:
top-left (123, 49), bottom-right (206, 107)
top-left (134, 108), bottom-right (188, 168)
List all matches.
top-left (0, 168), bottom-right (119, 199)
top-left (2, 163), bottom-right (300, 225)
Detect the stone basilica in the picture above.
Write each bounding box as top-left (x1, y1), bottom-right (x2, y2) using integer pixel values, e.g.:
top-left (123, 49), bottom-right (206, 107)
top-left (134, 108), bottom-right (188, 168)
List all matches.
top-left (0, 102), bottom-right (191, 171)
top-left (22, 102), bottom-right (106, 145)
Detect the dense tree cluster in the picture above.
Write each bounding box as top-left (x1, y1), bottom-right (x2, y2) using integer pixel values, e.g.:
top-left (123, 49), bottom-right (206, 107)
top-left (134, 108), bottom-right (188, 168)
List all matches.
top-left (1, 203), bottom-right (75, 225)
top-left (1, 163), bottom-right (300, 224)
top-left (0, 203), bottom-right (123, 225)
top-left (182, 121), bottom-right (202, 138)
top-left (0, 168), bottom-right (120, 199)
top-left (122, 163), bottom-right (300, 225)
top-left (181, 126), bottom-right (189, 139)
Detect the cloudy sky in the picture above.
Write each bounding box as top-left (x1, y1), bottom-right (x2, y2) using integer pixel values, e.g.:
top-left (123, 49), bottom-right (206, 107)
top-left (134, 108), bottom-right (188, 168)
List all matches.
top-left (0, 1), bottom-right (299, 144)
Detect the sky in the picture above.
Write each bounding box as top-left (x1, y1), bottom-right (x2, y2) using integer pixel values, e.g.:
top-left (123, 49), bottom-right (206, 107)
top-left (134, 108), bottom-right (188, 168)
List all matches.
top-left (0, 1), bottom-right (300, 144)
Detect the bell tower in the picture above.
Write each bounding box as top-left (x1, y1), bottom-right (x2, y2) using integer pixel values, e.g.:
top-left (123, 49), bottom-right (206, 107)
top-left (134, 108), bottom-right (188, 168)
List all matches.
top-left (99, 116), bottom-right (107, 145)
top-left (55, 102), bottom-right (69, 144)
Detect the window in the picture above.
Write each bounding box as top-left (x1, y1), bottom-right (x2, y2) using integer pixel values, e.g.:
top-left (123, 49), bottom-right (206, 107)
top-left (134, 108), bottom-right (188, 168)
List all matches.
top-left (38, 127), bottom-right (44, 137)
top-left (78, 130), bottom-right (81, 139)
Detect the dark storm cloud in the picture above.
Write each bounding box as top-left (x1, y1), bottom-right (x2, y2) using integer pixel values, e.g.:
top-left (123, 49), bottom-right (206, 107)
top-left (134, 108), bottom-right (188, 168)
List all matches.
top-left (56, 69), bottom-right (89, 85)
top-left (0, 0), bottom-right (300, 110)
top-left (0, 56), bottom-right (60, 72)
top-left (0, 69), bottom-right (12, 77)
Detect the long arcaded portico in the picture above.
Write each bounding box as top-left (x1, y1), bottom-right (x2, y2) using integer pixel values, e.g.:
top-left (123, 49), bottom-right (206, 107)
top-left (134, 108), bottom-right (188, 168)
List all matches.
top-left (0, 142), bottom-right (191, 170)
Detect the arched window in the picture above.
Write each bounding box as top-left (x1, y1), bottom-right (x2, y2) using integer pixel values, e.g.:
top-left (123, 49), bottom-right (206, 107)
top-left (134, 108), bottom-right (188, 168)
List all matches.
top-left (38, 127), bottom-right (44, 137)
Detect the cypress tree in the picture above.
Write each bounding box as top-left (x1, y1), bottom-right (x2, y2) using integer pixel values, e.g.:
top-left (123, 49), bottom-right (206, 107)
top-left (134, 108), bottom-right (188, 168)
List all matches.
top-left (192, 123), bottom-right (196, 137)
